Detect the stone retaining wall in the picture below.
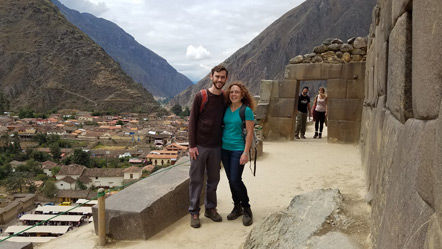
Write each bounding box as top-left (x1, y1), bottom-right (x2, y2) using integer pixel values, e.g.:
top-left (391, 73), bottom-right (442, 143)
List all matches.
top-left (360, 0), bottom-right (442, 248)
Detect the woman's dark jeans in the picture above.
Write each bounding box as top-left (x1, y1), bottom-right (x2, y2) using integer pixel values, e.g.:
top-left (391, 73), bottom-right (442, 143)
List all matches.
top-left (315, 111), bottom-right (326, 133)
top-left (221, 149), bottom-right (250, 208)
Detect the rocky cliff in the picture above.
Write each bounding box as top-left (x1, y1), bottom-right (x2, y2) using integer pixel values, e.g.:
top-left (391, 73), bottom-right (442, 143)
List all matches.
top-left (0, 0), bottom-right (159, 113)
top-left (171, 0), bottom-right (376, 107)
top-left (51, 0), bottom-right (193, 99)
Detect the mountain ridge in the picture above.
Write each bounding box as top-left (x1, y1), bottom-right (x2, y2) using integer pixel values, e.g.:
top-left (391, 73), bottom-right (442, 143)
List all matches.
top-left (51, 0), bottom-right (194, 99)
top-left (0, 0), bottom-right (160, 113)
top-left (171, 0), bottom-right (376, 107)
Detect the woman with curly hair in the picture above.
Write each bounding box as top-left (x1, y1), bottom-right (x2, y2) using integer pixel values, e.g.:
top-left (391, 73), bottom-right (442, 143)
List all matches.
top-left (313, 87), bottom-right (328, 139)
top-left (221, 81), bottom-right (255, 226)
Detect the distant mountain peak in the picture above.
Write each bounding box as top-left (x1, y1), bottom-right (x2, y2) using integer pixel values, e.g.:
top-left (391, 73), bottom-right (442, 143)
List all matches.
top-left (51, 0), bottom-right (193, 99)
top-left (171, 0), bottom-right (376, 107)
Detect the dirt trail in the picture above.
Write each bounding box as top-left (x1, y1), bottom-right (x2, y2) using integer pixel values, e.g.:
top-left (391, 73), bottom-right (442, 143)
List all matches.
top-left (36, 126), bottom-right (371, 249)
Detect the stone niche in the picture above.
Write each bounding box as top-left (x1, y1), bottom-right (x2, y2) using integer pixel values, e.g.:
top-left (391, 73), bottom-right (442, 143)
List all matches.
top-left (257, 62), bottom-right (365, 143)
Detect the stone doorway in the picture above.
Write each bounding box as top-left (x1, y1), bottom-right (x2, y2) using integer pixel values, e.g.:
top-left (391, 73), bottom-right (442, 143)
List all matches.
top-left (256, 62), bottom-right (365, 143)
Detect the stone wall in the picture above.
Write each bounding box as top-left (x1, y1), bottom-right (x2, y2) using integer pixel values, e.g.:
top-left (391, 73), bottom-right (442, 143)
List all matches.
top-left (257, 59), bottom-right (365, 143)
top-left (360, 0), bottom-right (442, 248)
top-left (0, 194), bottom-right (35, 224)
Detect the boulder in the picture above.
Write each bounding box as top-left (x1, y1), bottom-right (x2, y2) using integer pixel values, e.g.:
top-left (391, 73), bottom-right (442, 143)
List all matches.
top-left (353, 37), bottom-right (368, 49)
top-left (328, 43), bottom-right (342, 51)
top-left (289, 55), bottom-right (304, 64)
top-left (244, 189), bottom-right (359, 249)
top-left (340, 44), bottom-right (354, 53)
top-left (313, 44), bottom-right (328, 54)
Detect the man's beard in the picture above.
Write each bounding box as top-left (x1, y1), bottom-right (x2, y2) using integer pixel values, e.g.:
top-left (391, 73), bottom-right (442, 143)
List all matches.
top-left (213, 81), bottom-right (224, 90)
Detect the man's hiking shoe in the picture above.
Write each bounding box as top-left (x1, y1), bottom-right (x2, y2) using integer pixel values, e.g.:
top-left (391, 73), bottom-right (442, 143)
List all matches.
top-left (243, 207), bottom-right (253, 226)
top-left (204, 208), bottom-right (222, 222)
top-left (190, 214), bottom-right (200, 228)
top-left (301, 135), bottom-right (306, 139)
top-left (295, 135), bottom-right (300, 139)
top-left (227, 204), bottom-right (243, 220)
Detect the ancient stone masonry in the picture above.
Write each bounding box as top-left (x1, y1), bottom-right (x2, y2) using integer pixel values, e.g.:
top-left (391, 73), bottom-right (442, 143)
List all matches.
top-left (256, 37), bottom-right (367, 143)
top-left (288, 37), bottom-right (368, 65)
top-left (360, 0), bottom-right (442, 248)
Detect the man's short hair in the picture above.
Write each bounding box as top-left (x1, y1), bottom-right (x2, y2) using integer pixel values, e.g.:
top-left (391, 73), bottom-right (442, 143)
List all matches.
top-left (211, 65), bottom-right (228, 77)
top-left (302, 86), bottom-right (309, 90)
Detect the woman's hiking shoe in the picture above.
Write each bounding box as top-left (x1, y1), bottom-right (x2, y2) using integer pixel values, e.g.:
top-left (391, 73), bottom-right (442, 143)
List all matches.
top-left (243, 207), bottom-right (253, 226)
top-left (204, 208), bottom-right (222, 222)
top-left (227, 204), bottom-right (243, 220)
top-left (190, 214), bottom-right (200, 228)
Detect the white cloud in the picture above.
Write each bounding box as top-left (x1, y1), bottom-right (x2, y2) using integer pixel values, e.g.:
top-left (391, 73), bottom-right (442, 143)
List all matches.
top-left (57, 0), bottom-right (306, 81)
top-left (59, 0), bottom-right (108, 16)
top-left (186, 45), bottom-right (211, 60)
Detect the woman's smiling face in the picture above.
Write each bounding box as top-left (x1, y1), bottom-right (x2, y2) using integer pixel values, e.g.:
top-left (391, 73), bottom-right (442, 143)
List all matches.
top-left (229, 85), bottom-right (243, 104)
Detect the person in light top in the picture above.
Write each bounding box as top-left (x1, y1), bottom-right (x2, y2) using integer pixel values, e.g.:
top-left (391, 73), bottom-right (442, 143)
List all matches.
top-left (313, 87), bottom-right (328, 139)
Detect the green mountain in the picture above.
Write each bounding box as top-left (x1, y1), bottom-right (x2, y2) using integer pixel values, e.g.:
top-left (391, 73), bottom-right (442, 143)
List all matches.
top-left (0, 0), bottom-right (159, 113)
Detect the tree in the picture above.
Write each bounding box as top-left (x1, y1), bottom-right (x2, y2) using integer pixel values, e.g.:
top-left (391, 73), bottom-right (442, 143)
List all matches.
top-left (73, 149), bottom-right (91, 167)
top-left (0, 163), bottom-right (12, 180)
top-left (171, 104), bottom-right (183, 116)
top-left (50, 143), bottom-right (61, 160)
top-left (116, 120), bottom-right (124, 126)
top-left (181, 106), bottom-right (190, 117)
top-left (41, 180), bottom-right (58, 198)
top-left (5, 172), bottom-right (29, 193)
top-left (76, 179), bottom-right (87, 190)
top-left (0, 93), bottom-right (9, 113)
top-left (51, 166), bottom-right (61, 176)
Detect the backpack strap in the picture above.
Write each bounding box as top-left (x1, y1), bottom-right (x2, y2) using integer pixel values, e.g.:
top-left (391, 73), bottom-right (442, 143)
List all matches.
top-left (199, 89), bottom-right (208, 113)
top-left (199, 89), bottom-right (225, 113)
top-left (239, 104), bottom-right (247, 139)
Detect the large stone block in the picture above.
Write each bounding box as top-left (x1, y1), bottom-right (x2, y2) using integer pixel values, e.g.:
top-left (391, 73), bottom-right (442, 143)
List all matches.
top-left (327, 79), bottom-right (347, 99)
top-left (376, 41), bottom-right (388, 97)
top-left (255, 102), bottom-right (269, 120)
top-left (92, 162), bottom-right (191, 240)
top-left (412, 0), bottom-right (442, 119)
top-left (263, 117), bottom-right (295, 140)
top-left (375, 119), bottom-right (433, 249)
top-left (324, 64), bottom-right (344, 79)
top-left (328, 99), bottom-right (363, 121)
top-left (392, 0), bottom-right (412, 25)
top-left (2, 242), bottom-right (32, 249)
top-left (270, 98), bottom-right (296, 118)
top-left (259, 80), bottom-right (276, 103)
top-left (387, 12), bottom-right (412, 124)
top-left (433, 103), bottom-right (442, 230)
top-left (341, 62), bottom-right (366, 81)
top-left (425, 214), bottom-right (442, 249)
top-left (346, 79), bottom-right (365, 99)
top-left (416, 120), bottom-right (437, 210)
top-left (278, 80), bottom-right (298, 98)
top-left (245, 189), bottom-right (349, 249)
top-left (327, 120), bottom-right (360, 144)
top-left (380, 0), bottom-right (393, 41)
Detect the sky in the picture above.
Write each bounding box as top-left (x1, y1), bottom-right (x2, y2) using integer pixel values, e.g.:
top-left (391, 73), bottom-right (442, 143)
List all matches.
top-left (58, 0), bottom-right (306, 82)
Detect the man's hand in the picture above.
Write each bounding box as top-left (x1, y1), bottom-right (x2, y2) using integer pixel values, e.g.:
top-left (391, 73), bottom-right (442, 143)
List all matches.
top-left (189, 147), bottom-right (199, 160)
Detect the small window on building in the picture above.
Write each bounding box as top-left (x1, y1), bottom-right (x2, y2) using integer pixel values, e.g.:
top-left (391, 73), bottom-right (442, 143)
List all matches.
top-left (130, 174), bottom-right (133, 179)
top-left (96, 177), bottom-right (98, 180)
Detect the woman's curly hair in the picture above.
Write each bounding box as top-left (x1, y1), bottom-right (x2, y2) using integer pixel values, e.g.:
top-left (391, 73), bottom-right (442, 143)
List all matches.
top-left (225, 81), bottom-right (256, 111)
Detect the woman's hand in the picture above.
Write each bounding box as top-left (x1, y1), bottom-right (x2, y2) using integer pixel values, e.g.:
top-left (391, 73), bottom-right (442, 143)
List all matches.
top-left (240, 152), bottom-right (249, 165)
